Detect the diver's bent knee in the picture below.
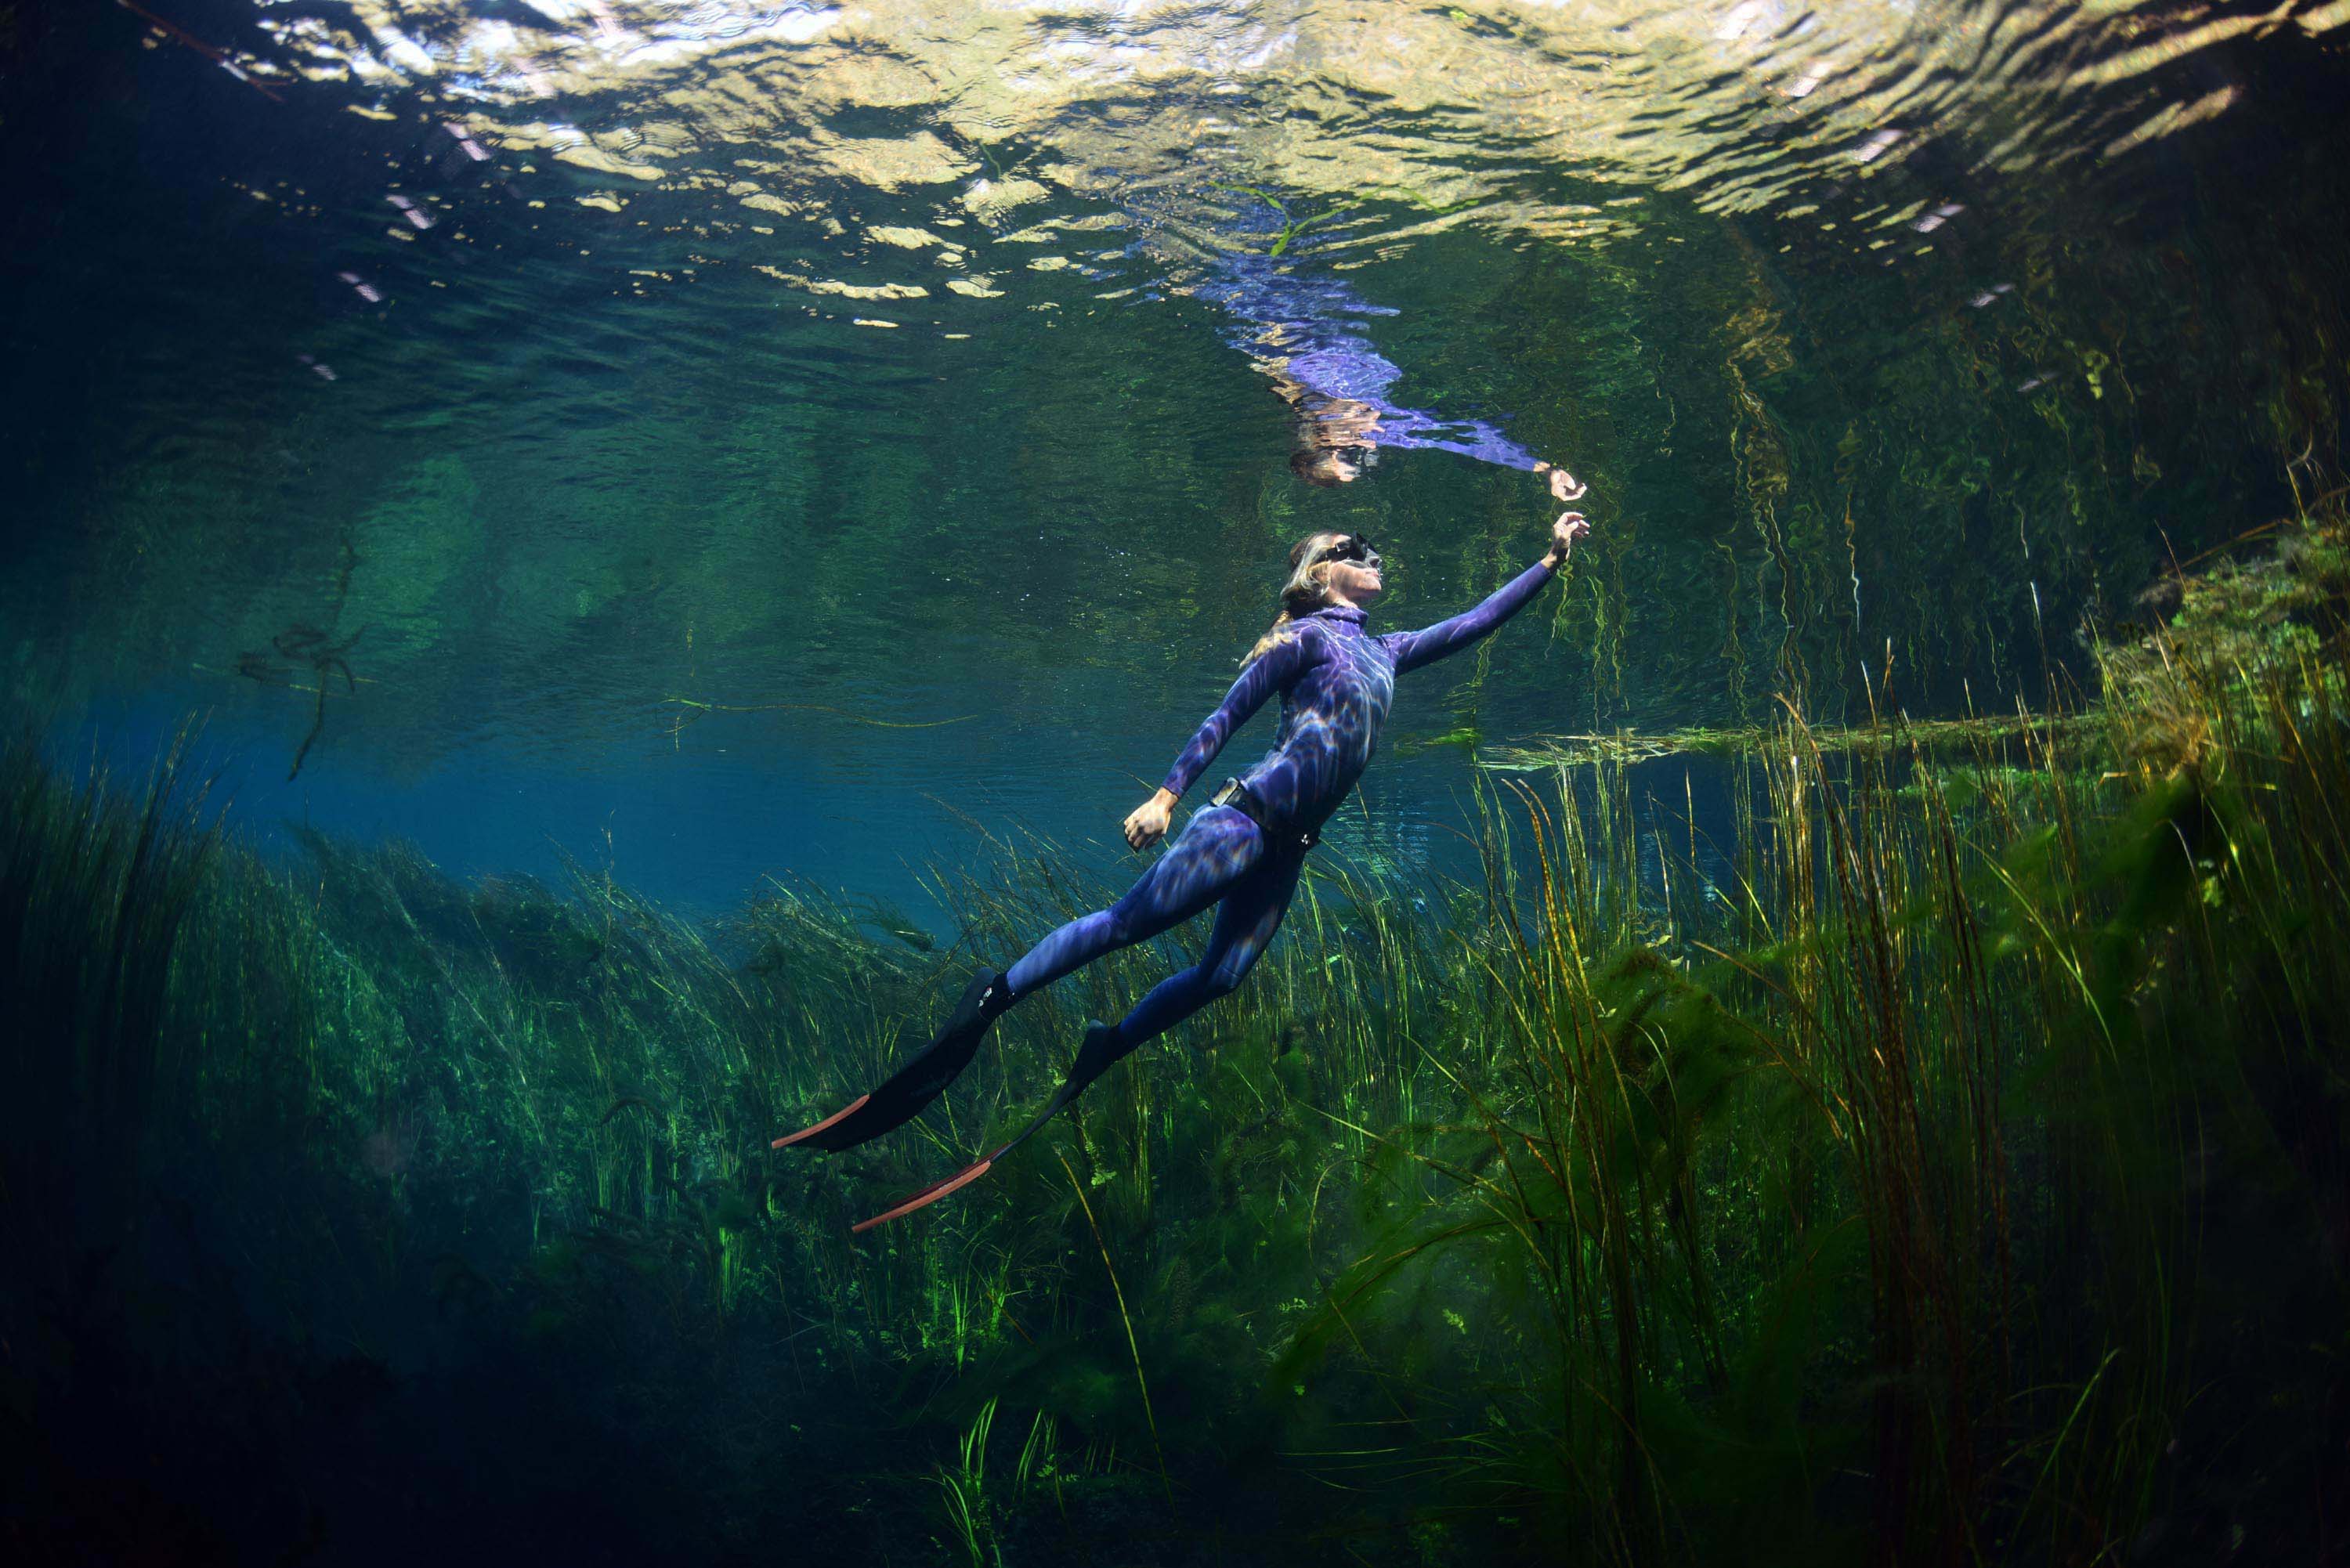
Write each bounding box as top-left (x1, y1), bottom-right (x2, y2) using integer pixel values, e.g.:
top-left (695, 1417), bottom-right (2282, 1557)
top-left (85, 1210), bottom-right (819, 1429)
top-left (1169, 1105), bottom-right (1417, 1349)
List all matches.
top-left (1200, 965), bottom-right (1252, 999)
top-left (1101, 905), bottom-right (1157, 950)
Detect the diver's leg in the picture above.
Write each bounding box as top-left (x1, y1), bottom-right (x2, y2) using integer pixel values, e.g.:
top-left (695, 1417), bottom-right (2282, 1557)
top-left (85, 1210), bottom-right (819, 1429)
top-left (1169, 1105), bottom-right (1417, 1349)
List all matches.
top-left (1002, 807), bottom-right (1264, 999)
top-left (851, 850), bottom-right (1310, 1234)
top-left (778, 807), bottom-right (1262, 1154)
top-left (1090, 847), bottom-right (1306, 1057)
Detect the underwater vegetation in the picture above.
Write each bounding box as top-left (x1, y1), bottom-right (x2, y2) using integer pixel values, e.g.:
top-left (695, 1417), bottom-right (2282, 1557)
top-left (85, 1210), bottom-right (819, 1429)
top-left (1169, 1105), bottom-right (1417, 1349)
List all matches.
top-left (5, 514), bottom-right (2348, 1565)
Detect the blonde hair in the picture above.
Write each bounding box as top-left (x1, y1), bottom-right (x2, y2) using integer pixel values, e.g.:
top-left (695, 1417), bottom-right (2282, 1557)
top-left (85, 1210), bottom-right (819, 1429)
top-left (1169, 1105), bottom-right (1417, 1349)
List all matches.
top-left (1286, 391), bottom-right (1376, 487)
top-left (1243, 532), bottom-right (1349, 667)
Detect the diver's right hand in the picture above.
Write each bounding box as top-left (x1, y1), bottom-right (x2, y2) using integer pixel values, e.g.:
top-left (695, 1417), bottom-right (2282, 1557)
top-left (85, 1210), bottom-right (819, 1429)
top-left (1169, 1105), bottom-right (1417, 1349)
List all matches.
top-left (1124, 789), bottom-right (1177, 851)
top-left (1545, 511), bottom-right (1591, 569)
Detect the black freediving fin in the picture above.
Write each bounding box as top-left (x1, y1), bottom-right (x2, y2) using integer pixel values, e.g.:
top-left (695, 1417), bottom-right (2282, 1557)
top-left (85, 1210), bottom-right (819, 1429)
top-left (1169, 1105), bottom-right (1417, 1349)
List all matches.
top-left (773, 969), bottom-right (1011, 1152)
top-left (851, 1019), bottom-right (1138, 1233)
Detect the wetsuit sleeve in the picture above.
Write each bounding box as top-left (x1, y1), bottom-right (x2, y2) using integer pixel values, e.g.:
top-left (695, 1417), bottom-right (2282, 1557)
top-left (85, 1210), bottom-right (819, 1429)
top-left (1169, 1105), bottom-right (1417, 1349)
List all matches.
top-left (1159, 624), bottom-right (1317, 798)
top-left (1372, 412), bottom-right (1542, 472)
top-left (1381, 560), bottom-right (1556, 675)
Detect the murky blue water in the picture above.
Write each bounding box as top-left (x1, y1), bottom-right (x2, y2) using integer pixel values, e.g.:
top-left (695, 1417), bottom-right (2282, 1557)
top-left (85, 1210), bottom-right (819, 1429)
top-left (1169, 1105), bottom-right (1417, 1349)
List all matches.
top-left (6, 0), bottom-right (2347, 912)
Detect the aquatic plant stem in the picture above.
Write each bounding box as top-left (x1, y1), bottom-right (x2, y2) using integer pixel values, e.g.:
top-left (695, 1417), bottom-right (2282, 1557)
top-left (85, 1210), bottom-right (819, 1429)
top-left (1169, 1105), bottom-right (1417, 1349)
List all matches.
top-left (660, 695), bottom-right (978, 737)
top-left (1055, 1148), bottom-right (1173, 1509)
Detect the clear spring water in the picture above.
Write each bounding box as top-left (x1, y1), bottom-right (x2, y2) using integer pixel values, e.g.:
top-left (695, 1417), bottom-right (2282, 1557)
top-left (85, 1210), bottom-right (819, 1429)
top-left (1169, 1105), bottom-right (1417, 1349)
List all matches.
top-left (8, 1), bottom-right (2345, 917)
top-left (8, 6), bottom-right (2350, 1566)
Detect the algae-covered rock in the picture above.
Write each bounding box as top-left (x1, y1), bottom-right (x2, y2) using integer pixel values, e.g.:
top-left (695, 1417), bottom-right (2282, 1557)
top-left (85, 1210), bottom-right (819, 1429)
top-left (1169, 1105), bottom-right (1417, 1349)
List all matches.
top-left (2096, 515), bottom-right (2346, 671)
top-left (2093, 512), bottom-right (2348, 777)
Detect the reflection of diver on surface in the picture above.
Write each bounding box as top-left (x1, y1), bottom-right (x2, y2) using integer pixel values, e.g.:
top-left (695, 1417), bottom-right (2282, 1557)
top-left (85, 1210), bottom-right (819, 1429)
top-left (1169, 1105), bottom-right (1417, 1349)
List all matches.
top-left (1251, 311), bottom-right (1581, 495)
top-left (1202, 211), bottom-right (1584, 494)
top-left (1119, 186), bottom-right (1585, 493)
top-left (779, 509), bottom-right (1594, 1230)
top-left (1273, 363), bottom-right (1582, 496)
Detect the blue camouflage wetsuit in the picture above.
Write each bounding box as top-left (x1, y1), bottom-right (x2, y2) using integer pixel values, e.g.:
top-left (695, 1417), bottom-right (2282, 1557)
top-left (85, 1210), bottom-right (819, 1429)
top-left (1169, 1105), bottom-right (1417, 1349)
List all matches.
top-left (1002, 557), bottom-right (1558, 1050)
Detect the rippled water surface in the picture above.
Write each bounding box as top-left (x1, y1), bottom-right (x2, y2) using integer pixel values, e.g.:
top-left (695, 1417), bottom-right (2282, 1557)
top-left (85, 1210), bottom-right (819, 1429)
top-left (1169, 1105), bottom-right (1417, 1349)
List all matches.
top-left (6, 0), bottom-right (2348, 901)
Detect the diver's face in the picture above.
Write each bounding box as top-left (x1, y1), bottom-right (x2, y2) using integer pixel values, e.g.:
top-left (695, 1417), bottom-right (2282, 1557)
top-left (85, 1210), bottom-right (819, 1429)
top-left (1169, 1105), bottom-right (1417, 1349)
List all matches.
top-left (1326, 555), bottom-right (1384, 604)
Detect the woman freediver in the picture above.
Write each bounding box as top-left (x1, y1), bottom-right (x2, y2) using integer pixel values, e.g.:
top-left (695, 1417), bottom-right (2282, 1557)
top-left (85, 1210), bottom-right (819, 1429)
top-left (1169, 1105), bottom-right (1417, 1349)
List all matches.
top-left (778, 497), bottom-right (1594, 1231)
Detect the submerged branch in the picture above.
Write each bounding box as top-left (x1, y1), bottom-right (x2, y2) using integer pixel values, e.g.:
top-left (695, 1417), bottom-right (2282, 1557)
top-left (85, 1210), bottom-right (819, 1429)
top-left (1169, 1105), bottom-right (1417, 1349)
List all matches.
top-left (1480, 711), bottom-right (2102, 771)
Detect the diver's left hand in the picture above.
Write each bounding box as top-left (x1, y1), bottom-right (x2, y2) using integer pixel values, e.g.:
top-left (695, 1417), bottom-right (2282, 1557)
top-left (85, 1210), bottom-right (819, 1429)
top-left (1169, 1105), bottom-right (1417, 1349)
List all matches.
top-left (1124, 789), bottom-right (1177, 851)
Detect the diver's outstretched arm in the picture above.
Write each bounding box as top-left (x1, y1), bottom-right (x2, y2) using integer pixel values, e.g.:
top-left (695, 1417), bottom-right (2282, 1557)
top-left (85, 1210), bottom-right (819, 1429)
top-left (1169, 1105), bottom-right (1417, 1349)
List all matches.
top-left (1381, 511), bottom-right (1589, 675)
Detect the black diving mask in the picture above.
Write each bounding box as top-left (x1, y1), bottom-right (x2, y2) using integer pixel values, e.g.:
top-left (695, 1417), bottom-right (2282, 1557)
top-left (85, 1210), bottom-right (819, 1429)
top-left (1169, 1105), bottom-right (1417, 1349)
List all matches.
top-left (1321, 534), bottom-right (1380, 569)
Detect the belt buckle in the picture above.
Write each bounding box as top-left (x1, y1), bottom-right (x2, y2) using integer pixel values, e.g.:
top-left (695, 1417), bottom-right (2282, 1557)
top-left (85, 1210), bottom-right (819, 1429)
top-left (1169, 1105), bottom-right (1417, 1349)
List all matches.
top-left (1212, 778), bottom-right (1315, 853)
